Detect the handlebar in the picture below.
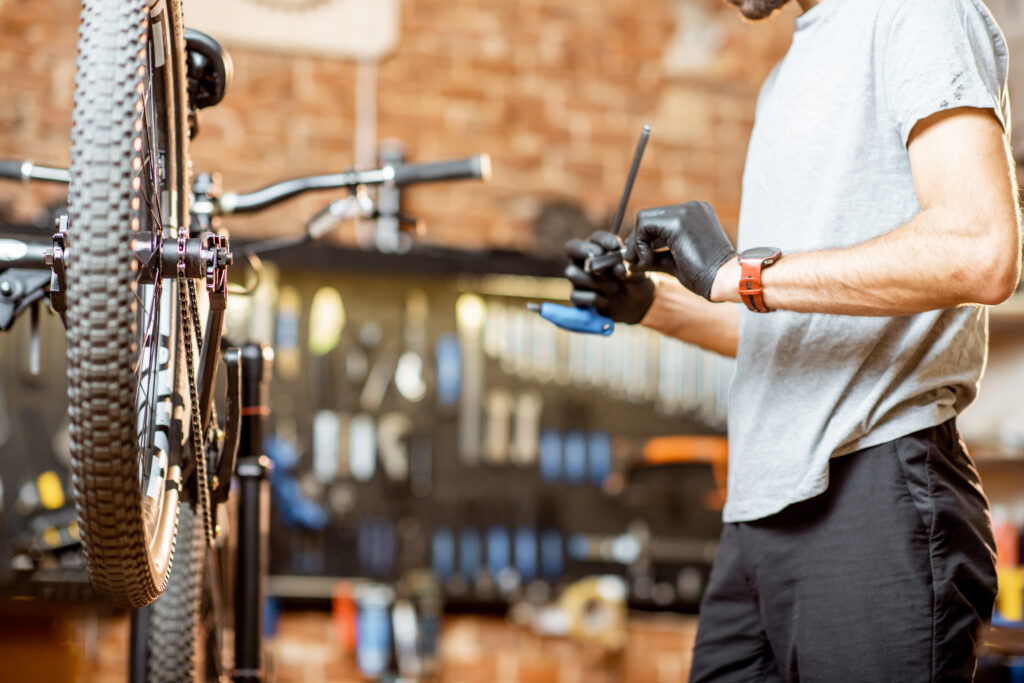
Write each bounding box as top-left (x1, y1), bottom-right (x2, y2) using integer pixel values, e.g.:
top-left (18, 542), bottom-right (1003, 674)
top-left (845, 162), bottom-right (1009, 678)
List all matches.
top-left (0, 159), bottom-right (71, 184)
top-left (0, 154), bottom-right (491, 215)
top-left (392, 155), bottom-right (491, 186)
top-left (0, 238), bottom-right (51, 269)
top-left (215, 154), bottom-right (490, 216)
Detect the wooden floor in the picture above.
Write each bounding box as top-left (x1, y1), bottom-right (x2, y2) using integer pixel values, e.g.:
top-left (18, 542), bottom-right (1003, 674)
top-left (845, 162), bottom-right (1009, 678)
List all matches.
top-left (0, 607), bottom-right (700, 682)
top-left (270, 611), bottom-right (699, 682)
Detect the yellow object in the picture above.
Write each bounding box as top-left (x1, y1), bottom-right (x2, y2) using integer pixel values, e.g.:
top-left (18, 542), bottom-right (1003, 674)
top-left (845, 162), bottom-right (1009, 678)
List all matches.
top-left (36, 471), bottom-right (65, 510)
top-left (558, 575), bottom-right (628, 651)
top-left (308, 286), bottom-right (346, 356)
top-left (455, 293), bottom-right (486, 332)
top-left (42, 527), bottom-right (61, 548)
top-left (996, 566), bottom-right (1024, 621)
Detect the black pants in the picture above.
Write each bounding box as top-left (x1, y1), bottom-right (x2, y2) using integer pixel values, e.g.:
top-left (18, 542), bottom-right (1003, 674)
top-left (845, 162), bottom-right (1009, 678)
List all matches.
top-left (690, 420), bottom-right (997, 682)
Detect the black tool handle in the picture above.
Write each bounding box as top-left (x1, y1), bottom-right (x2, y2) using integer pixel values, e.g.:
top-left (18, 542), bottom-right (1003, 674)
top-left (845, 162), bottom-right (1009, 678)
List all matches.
top-left (0, 159), bottom-right (24, 180)
top-left (585, 249), bottom-right (627, 273)
top-left (608, 125), bottom-right (650, 236)
top-left (393, 155), bottom-right (491, 186)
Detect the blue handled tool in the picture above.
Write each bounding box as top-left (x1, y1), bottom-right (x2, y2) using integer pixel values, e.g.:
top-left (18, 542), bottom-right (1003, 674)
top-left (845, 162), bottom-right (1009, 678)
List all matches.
top-left (529, 124), bottom-right (650, 335)
top-left (527, 302), bottom-right (614, 336)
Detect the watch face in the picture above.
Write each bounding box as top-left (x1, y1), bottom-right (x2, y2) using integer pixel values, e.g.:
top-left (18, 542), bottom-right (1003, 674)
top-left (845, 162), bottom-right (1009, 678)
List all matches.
top-left (740, 246), bottom-right (782, 260)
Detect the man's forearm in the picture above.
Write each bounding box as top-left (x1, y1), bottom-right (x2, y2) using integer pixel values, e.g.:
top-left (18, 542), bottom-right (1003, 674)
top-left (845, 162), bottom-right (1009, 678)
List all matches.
top-left (641, 274), bottom-right (740, 357)
top-left (709, 107), bottom-right (1021, 316)
top-left (711, 204), bottom-right (1020, 315)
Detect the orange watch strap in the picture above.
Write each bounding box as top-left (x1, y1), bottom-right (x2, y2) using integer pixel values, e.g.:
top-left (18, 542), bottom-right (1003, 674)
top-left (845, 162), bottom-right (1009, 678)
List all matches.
top-left (737, 249), bottom-right (780, 313)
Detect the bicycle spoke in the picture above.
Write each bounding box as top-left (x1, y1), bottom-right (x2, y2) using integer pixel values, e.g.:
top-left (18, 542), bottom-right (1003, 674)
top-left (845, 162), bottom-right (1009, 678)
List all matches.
top-left (131, 277), bottom-right (159, 374)
top-left (142, 79), bottom-right (163, 224)
top-left (134, 287), bottom-right (162, 436)
top-left (133, 54), bottom-right (167, 470)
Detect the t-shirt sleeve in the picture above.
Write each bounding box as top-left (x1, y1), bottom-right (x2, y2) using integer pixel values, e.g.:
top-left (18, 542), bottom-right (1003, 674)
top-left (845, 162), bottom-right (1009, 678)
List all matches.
top-left (884, 0), bottom-right (1009, 146)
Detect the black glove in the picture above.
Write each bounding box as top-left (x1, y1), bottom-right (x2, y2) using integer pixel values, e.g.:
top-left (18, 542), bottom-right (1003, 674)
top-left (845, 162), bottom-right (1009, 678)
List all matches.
top-left (626, 201), bottom-right (735, 300)
top-left (564, 231), bottom-right (655, 324)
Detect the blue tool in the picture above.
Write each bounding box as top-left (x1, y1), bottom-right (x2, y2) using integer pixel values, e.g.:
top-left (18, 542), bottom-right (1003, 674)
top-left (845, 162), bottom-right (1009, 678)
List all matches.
top-left (486, 526), bottom-right (511, 576)
top-left (431, 527), bottom-right (455, 581)
top-left (564, 430), bottom-right (587, 486)
top-left (459, 527), bottom-right (482, 583)
top-left (588, 430), bottom-right (613, 487)
top-left (514, 526), bottom-right (537, 582)
top-left (566, 532), bottom-right (590, 562)
top-left (264, 436), bottom-right (328, 531)
top-left (540, 528), bottom-right (564, 581)
top-left (356, 586), bottom-right (393, 677)
top-left (539, 428), bottom-right (563, 484)
top-left (528, 125), bottom-right (651, 336)
top-left (434, 333), bottom-right (462, 406)
top-left (526, 302), bottom-right (614, 336)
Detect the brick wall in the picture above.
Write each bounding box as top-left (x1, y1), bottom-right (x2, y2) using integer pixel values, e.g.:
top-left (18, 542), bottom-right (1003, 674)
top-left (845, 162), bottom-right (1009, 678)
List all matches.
top-left (0, 0), bottom-right (796, 253)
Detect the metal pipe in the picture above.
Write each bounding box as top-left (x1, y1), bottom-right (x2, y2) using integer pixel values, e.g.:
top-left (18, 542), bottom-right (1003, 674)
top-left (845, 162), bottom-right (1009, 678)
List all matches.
top-left (0, 239), bottom-right (49, 270)
top-left (217, 169), bottom-right (393, 215)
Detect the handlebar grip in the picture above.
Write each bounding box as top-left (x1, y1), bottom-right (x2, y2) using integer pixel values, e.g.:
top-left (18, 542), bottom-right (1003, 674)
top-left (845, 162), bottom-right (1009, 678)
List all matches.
top-left (392, 154), bottom-right (491, 186)
top-left (0, 159), bottom-right (25, 180)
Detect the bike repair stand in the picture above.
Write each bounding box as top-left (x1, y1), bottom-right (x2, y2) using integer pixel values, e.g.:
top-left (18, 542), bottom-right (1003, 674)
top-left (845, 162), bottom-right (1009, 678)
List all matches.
top-left (128, 341), bottom-right (273, 683)
top-left (234, 342), bottom-right (273, 683)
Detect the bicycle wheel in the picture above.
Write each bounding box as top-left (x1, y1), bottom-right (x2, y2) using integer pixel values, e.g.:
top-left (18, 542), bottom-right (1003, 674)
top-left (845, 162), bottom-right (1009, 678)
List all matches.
top-left (67, 0), bottom-right (191, 608)
top-left (147, 501), bottom-right (206, 682)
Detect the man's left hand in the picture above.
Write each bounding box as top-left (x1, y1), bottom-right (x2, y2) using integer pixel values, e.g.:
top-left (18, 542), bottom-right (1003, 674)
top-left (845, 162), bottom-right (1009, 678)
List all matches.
top-left (626, 201), bottom-right (736, 301)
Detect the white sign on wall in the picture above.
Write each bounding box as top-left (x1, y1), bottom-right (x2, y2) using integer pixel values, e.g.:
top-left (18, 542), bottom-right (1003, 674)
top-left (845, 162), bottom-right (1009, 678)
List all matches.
top-left (185, 0), bottom-right (400, 60)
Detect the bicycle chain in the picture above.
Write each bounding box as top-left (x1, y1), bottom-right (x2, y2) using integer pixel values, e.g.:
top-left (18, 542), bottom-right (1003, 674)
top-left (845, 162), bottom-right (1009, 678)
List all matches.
top-left (186, 278), bottom-right (217, 428)
top-left (177, 230), bottom-right (215, 548)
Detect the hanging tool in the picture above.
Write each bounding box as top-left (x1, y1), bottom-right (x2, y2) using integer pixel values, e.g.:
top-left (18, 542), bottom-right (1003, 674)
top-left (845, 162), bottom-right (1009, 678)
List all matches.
top-left (528, 125), bottom-right (650, 336)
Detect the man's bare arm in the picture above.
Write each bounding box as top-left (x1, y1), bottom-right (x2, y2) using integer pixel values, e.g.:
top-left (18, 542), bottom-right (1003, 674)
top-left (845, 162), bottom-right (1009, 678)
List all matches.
top-left (709, 107), bottom-right (1022, 314)
top-left (641, 274), bottom-right (740, 357)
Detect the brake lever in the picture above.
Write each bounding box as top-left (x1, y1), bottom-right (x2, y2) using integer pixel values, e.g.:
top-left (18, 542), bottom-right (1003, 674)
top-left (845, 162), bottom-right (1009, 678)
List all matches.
top-left (306, 189), bottom-right (375, 239)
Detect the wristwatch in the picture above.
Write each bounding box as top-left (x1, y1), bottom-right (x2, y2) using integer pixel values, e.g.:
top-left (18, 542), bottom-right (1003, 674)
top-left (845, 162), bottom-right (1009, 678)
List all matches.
top-left (737, 247), bottom-right (782, 313)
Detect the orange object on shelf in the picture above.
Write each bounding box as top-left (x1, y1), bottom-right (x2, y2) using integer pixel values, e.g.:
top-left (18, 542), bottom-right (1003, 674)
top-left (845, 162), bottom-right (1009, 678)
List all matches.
top-left (332, 580), bottom-right (358, 653)
top-left (993, 517), bottom-right (1021, 570)
top-left (642, 435), bottom-right (728, 510)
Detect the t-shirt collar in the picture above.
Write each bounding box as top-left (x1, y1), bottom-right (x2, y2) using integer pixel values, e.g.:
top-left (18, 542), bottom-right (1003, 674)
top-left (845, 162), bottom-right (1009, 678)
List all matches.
top-left (794, 0), bottom-right (841, 31)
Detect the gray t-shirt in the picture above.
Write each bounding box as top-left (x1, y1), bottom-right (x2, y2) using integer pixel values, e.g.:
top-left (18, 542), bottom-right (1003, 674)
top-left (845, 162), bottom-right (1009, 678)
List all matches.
top-left (725, 0), bottom-right (1010, 523)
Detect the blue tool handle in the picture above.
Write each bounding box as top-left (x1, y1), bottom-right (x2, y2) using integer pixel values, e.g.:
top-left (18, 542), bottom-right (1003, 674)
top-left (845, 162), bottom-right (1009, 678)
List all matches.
top-left (532, 302), bottom-right (614, 336)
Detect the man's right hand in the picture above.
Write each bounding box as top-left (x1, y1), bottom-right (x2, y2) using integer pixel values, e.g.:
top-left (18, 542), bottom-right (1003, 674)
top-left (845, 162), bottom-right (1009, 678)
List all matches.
top-left (626, 201), bottom-right (736, 301)
top-left (564, 231), bottom-right (656, 324)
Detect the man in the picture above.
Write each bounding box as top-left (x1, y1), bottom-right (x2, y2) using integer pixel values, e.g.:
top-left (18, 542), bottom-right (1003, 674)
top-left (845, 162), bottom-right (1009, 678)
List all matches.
top-left (565, 0), bottom-right (1021, 679)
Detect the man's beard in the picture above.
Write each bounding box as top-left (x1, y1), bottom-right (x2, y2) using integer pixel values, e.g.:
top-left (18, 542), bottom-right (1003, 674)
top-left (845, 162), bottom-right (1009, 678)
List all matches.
top-left (725, 0), bottom-right (792, 20)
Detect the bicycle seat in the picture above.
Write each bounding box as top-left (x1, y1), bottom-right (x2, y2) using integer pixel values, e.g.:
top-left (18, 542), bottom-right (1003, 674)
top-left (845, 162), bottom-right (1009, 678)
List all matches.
top-left (184, 28), bottom-right (233, 110)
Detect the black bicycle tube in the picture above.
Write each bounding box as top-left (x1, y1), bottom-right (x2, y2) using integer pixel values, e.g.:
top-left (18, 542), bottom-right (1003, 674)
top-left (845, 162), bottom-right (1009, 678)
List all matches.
top-left (234, 342), bottom-right (273, 681)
